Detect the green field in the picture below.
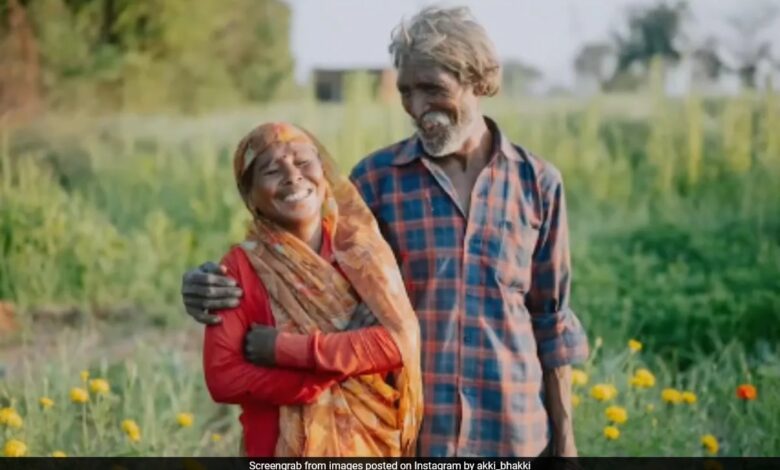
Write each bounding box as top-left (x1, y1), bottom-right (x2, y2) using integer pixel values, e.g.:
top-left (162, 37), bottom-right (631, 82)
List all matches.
top-left (0, 85), bottom-right (778, 455)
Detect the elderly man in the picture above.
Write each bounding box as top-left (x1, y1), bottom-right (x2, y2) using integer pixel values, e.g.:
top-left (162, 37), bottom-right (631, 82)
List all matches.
top-left (182, 6), bottom-right (588, 457)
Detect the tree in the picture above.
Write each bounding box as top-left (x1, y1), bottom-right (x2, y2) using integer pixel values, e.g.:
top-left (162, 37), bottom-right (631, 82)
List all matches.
top-left (0, 0), bottom-right (41, 122)
top-left (0, 0), bottom-right (297, 113)
top-left (574, 42), bottom-right (615, 91)
top-left (723, 1), bottom-right (778, 89)
top-left (691, 37), bottom-right (725, 83)
top-left (501, 60), bottom-right (543, 96)
top-left (609, 2), bottom-right (688, 87)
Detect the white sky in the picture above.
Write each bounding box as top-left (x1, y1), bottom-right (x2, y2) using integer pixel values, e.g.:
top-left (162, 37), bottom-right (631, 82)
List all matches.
top-left (287, 0), bottom-right (780, 86)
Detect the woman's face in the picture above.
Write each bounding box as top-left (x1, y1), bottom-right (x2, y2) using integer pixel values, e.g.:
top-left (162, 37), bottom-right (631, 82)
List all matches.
top-left (244, 141), bottom-right (326, 231)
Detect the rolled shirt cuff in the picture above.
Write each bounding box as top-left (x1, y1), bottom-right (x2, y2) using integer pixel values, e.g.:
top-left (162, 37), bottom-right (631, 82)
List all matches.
top-left (531, 307), bottom-right (589, 369)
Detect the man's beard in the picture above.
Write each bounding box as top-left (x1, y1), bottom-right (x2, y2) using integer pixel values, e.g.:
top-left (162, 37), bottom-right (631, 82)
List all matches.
top-left (414, 107), bottom-right (475, 157)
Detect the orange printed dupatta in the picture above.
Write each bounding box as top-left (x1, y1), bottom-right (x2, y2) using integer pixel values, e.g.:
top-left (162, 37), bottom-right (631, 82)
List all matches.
top-left (233, 123), bottom-right (423, 456)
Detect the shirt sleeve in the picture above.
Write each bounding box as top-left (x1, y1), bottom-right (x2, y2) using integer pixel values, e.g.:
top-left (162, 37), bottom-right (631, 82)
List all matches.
top-left (526, 168), bottom-right (589, 369)
top-left (273, 326), bottom-right (403, 376)
top-left (202, 248), bottom-right (342, 406)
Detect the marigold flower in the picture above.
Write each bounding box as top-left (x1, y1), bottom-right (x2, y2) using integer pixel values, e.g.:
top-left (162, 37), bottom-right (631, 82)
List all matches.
top-left (89, 378), bottom-right (110, 395)
top-left (736, 384), bottom-right (757, 401)
top-left (682, 391), bottom-right (697, 404)
top-left (3, 439), bottom-right (27, 457)
top-left (701, 434), bottom-right (719, 455)
top-left (176, 412), bottom-right (194, 428)
top-left (605, 405), bottom-right (628, 424)
top-left (590, 383), bottom-right (618, 402)
top-left (630, 368), bottom-right (656, 388)
top-left (571, 394), bottom-right (581, 407)
top-left (122, 419), bottom-right (141, 442)
top-left (0, 407), bottom-right (22, 429)
top-left (603, 426), bottom-right (620, 440)
top-left (51, 450), bottom-right (67, 457)
top-left (70, 387), bottom-right (89, 404)
top-left (39, 397), bottom-right (54, 410)
top-left (0, 407), bottom-right (15, 424)
top-left (661, 388), bottom-right (682, 404)
top-left (571, 369), bottom-right (588, 387)
top-left (80, 370), bottom-right (89, 382)
top-left (628, 339), bottom-right (642, 353)
top-left (5, 412), bottom-right (22, 429)
top-left (211, 433), bottom-right (222, 443)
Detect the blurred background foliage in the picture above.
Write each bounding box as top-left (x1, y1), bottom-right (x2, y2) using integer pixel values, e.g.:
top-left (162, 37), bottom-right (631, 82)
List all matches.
top-left (1, 0), bottom-right (297, 113)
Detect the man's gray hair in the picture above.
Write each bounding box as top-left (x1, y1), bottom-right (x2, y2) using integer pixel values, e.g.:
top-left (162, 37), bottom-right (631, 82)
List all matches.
top-left (389, 6), bottom-right (501, 96)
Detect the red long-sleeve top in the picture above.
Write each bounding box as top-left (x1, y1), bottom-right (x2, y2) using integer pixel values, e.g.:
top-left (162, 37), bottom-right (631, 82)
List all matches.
top-left (202, 233), bottom-right (403, 456)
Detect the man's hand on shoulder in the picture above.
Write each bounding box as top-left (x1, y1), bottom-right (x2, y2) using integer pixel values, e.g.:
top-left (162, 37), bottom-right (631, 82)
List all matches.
top-left (181, 261), bottom-right (243, 325)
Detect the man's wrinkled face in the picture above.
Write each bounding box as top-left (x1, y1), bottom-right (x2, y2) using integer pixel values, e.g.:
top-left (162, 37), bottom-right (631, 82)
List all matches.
top-left (396, 58), bottom-right (479, 157)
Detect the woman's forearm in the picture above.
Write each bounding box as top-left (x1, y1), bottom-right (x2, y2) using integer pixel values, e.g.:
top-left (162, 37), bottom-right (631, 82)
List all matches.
top-left (274, 326), bottom-right (403, 376)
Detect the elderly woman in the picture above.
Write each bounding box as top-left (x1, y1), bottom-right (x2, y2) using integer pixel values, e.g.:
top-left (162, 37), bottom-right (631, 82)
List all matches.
top-left (203, 122), bottom-right (423, 457)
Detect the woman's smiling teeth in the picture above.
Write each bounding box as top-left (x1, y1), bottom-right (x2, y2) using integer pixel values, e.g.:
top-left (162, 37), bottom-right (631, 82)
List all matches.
top-left (281, 188), bottom-right (313, 203)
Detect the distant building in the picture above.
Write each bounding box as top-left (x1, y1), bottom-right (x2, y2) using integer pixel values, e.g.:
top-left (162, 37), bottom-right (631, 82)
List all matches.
top-left (312, 67), bottom-right (398, 103)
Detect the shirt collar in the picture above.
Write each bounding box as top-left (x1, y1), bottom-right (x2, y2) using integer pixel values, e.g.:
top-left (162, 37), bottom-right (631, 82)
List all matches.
top-left (391, 116), bottom-right (521, 166)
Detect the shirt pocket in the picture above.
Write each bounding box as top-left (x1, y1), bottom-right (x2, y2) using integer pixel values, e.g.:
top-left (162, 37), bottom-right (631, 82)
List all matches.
top-left (495, 220), bottom-right (539, 291)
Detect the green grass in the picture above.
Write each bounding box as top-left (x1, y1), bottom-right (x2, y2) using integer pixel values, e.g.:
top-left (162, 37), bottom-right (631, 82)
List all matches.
top-left (0, 329), bottom-right (777, 456)
top-left (0, 85), bottom-right (778, 455)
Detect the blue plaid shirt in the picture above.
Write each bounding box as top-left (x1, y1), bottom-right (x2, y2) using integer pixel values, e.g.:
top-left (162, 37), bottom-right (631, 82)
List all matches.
top-left (349, 117), bottom-right (589, 456)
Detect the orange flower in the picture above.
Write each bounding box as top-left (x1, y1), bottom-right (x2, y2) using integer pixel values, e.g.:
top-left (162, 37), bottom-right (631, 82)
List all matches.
top-left (736, 384), bottom-right (757, 401)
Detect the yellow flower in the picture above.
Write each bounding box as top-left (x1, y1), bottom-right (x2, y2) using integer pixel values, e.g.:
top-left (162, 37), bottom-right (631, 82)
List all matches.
top-left (80, 370), bottom-right (89, 382)
top-left (628, 339), bottom-right (642, 353)
top-left (0, 407), bottom-right (22, 428)
top-left (39, 397), bottom-right (54, 410)
top-left (176, 412), bottom-right (194, 428)
top-left (605, 405), bottom-right (628, 424)
top-left (701, 434), bottom-right (719, 455)
top-left (5, 412), bottom-right (22, 429)
top-left (682, 391), bottom-right (697, 404)
top-left (211, 433), bottom-right (222, 443)
top-left (630, 368), bottom-right (656, 388)
top-left (51, 450), bottom-right (67, 457)
top-left (590, 383), bottom-right (618, 401)
top-left (3, 439), bottom-right (27, 457)
top-left (571, 369), bottom-right (588, 387)
top-left (0, 407), bottom-right (14, 424)
top-left (89, 378), bottom-right (110, 395)
top-left (662, 388), bottom-right (683, 405)
top-left (571, 394), bottom-right (581, 408)
top-left (122, 419), bottom-right (141, 442)
top-left (603, 426), bottom-right (620, 440)
top-left (645, 403), bottom-right (655, 413)
top-left (70, 387), bottom-right (89, 404)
